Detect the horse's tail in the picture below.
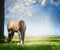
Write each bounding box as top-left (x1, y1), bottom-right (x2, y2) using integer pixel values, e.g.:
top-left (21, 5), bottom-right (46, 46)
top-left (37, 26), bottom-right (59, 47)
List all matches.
top-left (19, 20), bottom-right (26, 33)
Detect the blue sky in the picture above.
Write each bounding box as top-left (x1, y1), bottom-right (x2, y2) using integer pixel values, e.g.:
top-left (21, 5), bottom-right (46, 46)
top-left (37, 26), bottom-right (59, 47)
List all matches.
top-left (4, 0), bottom-right (60, 36)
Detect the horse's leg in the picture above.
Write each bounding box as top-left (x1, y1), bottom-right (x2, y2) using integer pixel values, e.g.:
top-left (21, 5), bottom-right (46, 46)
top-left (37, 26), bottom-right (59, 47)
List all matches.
top-left (11, 31), bottom-right (14, 41)
top-left (18, 31), bottom-right (25, 44)
top-left (20, 31), bottom-right (25, 44)
top-left (17, 31), bottom-right (21, 45)
top-left (8, 31), bottom-right (14, 43)
top-left (8, 31), bottom-right (12, 43)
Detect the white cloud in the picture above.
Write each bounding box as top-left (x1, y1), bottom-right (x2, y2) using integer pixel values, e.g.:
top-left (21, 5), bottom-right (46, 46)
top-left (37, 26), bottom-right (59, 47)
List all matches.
top-left (5, 0), bottom-right (33, 18)
top-left (38, 0), bottom-right (47, 6)
top-left (32, 0), bottom-right (36, 3)
top-left (50, 0), bottom-right (60, 9)
top-left (24, 0), bottom-right (36, 6)
top-left (38, 0), bottom-right (60, 9)
top-left (41, 0), bottom-right (46, 6)
top-left (24, 0), bottom-right (36, 3)
top-left (26, 12), bottom-right (32, 17)
top-left (8, 3), bottom-right (25, 13)
top-left (5, 0), bottom-right (60, 19)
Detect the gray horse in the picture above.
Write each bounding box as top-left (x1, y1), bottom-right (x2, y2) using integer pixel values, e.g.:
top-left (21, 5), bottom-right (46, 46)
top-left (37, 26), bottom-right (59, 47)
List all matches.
top-left (7, 20), bottom-right (26, 44)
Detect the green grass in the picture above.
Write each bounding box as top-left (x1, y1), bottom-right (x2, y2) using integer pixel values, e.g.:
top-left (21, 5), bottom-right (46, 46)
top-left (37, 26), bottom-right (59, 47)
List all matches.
top-left (0, 43), bottom-right (60, 50)
top-left (0, 35), bottom-right (60, 50)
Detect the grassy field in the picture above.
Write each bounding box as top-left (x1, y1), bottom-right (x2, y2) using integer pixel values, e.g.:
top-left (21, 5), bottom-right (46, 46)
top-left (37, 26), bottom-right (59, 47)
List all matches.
top-left (0, 35), bottom-right (60, 50)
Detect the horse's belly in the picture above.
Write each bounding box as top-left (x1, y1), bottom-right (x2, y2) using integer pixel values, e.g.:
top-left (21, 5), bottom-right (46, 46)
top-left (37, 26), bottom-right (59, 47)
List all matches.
top-left (12, 25), bottom-right (19, 31)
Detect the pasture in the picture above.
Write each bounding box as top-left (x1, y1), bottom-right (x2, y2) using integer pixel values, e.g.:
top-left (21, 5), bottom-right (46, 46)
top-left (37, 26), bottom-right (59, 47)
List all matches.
top-left (0, 35), bottom-right (60, 50)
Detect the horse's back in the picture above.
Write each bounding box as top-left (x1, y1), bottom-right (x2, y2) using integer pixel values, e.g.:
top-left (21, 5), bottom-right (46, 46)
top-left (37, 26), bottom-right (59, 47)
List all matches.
top-left (7, 20), bottom-right (19, 31)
